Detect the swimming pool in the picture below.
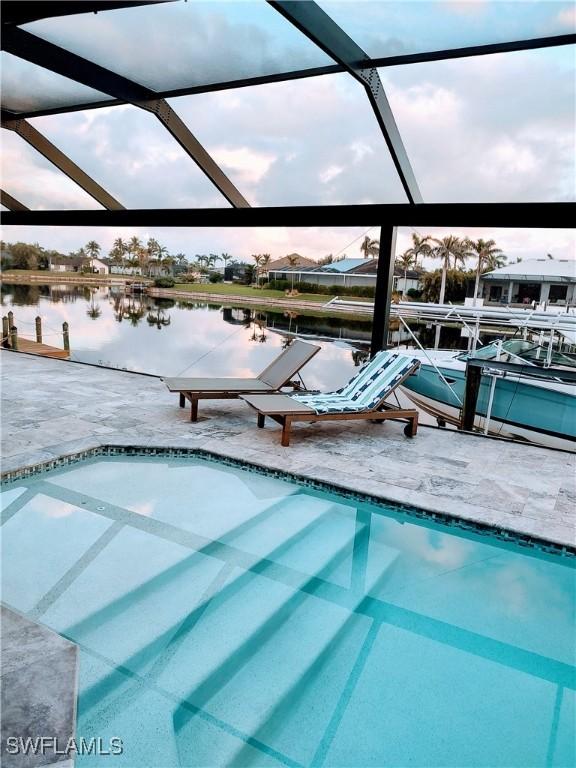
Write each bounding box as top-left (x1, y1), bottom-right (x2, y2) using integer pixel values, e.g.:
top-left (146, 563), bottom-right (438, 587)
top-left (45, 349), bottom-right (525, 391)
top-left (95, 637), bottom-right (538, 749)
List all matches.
top-left (1, 452), bottom-right (574, 767)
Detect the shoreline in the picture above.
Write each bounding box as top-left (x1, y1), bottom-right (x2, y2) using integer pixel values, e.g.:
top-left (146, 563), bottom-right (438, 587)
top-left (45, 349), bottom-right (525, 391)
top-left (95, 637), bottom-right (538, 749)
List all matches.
top-left (1, 274), bottom-right (374, 320)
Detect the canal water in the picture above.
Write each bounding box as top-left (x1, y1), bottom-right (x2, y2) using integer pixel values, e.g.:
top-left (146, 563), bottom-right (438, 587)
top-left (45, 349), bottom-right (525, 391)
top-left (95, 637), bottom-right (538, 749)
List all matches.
top-left (1, 283), bottom-right (467, 393)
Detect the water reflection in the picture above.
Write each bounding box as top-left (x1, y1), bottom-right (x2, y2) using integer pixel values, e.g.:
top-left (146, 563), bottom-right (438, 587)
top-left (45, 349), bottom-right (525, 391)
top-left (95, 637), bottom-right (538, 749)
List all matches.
top-left (0, 283), bottom-right (467, 391)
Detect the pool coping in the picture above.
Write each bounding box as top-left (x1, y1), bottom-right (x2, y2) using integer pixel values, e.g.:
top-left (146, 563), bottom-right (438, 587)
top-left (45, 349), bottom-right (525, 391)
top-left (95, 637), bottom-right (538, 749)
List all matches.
top-left (2, 443), bottom-right (574, 561)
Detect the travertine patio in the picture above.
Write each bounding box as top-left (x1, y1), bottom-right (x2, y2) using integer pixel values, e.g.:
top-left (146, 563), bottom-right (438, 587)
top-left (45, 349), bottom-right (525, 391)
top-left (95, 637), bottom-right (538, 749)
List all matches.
top-left (1, 351), bottom-right (574, 549)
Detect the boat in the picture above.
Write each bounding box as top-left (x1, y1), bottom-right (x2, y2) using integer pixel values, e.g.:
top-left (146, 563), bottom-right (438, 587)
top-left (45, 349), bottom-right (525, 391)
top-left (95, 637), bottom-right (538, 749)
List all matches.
top-left (401, 338), bottom-right (576, 452)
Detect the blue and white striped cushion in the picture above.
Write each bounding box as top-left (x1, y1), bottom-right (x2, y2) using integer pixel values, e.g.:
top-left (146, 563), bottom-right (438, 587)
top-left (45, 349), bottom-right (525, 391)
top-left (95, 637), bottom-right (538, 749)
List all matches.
top-left (292, 351), bottom-right (418, 414)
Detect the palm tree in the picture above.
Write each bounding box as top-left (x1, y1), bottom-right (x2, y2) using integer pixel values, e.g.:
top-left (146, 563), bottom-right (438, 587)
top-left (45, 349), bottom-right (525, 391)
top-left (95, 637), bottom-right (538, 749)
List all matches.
top-left (85, 240), bottom-right (100, 271)
top-left (430, 235), bottom-right (471, 305)
top-left (404, 233), bottom-right (431, 270)
top-left (251, 254), bottom-right (262, 286)
top-left (395, 250), bottom-right (415, 297)
top-left (466, 238), bottom-right (505, 302)
top-left (86, 290), bottom-right (101, 319)
top-left (260, 253), bottom-right (271, 281)
top-left (146, 307), bottom-right (171, 329)
top-left (109, 238), bottom-right (126, 271)
top-left (360, 235), bottom-right (380, 259)
top-left (221, 252), bottom-right (233, 269)
top-left (128, 236), bottom-right (143, 272)
top-left (286, 253), bottom-right (299, 293)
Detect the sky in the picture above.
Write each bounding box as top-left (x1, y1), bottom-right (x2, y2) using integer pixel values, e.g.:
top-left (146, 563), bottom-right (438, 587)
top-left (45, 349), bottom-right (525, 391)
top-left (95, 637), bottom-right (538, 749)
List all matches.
top-left (1, 1), bottom-right (575, 260)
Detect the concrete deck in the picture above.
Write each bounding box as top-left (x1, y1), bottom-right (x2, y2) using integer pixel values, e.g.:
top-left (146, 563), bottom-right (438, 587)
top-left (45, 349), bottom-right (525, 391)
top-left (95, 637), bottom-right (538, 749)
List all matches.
top-left (1, 606), bottom-right (78, 768)
top-left (1, 351), bottom-right (574, 549)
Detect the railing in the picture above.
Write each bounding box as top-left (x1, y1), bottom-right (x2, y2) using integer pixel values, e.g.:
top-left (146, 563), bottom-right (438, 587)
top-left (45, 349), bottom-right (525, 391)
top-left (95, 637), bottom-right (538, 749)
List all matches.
top-left (1, 312), bottom-right (70, 356)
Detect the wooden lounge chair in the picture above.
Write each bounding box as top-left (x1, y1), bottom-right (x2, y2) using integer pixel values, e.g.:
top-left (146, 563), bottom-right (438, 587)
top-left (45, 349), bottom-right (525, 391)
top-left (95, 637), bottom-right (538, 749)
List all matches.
top-left (241, 350), bottom-right (420, 446)
top-left (163, 339), bottom-right (320, 422)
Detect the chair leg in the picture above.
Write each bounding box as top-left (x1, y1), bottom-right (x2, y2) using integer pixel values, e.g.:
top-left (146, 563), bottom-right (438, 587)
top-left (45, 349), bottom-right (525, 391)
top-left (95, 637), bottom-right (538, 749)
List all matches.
top-left (404, 415), bottom-right (418, 437)
top-left (257, 414), bottom-right (265, 428)
top-left (190, 398), bottom-right (199, 422)
top-left (179, 393), bottom-right (185, 408)
top-left (281, 416), bottom-right (292, 447)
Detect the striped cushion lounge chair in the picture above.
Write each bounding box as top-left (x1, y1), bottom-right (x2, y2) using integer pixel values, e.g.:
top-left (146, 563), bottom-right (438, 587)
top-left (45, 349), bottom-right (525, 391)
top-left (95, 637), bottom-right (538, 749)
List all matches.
top-left (241, 350), bottom-right (420, 446)
top-left (163, 339), bottom-right (320, 422)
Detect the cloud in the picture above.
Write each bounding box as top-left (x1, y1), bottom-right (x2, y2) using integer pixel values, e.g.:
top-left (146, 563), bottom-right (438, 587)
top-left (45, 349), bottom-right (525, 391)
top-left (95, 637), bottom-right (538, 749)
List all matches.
top-left (319, 164), bottom-right (345, 184)
top-left (23, 2), bottom-right (331, 92)
top-left (211, 147), bottom-right (276, 186)
top-left (382, 46), bottom-right (575, 202)
top-left (1, 130), bottom-right (102, 210)
top-left (556, 6), bottom-right (576, 29)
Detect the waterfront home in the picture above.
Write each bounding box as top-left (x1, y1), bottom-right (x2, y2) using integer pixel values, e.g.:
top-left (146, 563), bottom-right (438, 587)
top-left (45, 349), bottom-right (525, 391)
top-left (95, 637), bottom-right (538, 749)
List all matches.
top-left (269, 258), bottom-right (422, 294)
top-left (480, 259), bottom-right (576, 306)
top-left (48, 255), bottom-right (109, 275)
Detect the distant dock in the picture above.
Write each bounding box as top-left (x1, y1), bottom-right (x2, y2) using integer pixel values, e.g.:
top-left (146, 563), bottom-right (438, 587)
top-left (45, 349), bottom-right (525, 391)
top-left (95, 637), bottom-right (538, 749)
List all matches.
top-left (1, 312), bottom-right (70, 359)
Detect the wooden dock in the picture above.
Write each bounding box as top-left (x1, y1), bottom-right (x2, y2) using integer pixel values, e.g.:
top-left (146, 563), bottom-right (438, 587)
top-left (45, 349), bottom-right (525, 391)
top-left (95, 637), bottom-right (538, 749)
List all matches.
top-left (13, 338), bottom-right (70, 359)
top-left (2, 313), bottom-right (70, 359)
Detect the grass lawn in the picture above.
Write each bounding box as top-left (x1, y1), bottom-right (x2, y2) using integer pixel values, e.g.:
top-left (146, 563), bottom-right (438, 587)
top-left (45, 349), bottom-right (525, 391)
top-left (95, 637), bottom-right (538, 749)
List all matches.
top-left (172, 283), bottom-right (333, 303)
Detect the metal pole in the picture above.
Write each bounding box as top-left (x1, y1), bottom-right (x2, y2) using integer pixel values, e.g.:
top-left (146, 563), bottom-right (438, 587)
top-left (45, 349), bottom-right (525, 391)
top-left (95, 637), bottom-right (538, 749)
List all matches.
top-left (370, 225), bottom-right (397, 355)
top-left (10, 325), bottom-right (18, 351)
top-left (35, 316), bottom-right (42, 343)
top-left (62, 322), bottom-right (70, 351)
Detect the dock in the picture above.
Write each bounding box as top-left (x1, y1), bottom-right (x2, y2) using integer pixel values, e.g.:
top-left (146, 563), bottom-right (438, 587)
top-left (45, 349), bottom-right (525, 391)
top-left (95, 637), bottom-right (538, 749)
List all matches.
top-left (11, 338), bottom-right (70, 359)
top-left (1, 312), bottom-right (70, 359)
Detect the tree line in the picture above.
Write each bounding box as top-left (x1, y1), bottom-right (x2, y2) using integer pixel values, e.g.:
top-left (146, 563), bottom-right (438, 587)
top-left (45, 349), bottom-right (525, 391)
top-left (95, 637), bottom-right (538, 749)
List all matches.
top-left (360, 233), bottom-right (507, 302)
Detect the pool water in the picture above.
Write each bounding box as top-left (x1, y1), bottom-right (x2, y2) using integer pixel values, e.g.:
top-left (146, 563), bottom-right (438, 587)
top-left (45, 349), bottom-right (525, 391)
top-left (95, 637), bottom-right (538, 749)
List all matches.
top-left (1, 455), bottom-right (574, 767)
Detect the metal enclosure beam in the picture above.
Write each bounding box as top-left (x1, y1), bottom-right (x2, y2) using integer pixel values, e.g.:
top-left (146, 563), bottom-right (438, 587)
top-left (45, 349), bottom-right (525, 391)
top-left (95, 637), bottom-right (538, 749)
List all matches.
top-left (3, 202), bottom-right (573, 228)
top-left (1, 118), bottom-right (125, 210)
top-left (1, 1), bottom-right (172, 27)
top-left (137, 100), bottom-right (250, 208)
top-left (1, 27), bottom-right (250, 208)
top-left (0, 190), bottom-right (29, 211)
top-left (368, 33), bottom-right (576, 68)
top-left (269, 0), bottom-right (423, 204)
top-left (370, 226), bottom-right (397, 354)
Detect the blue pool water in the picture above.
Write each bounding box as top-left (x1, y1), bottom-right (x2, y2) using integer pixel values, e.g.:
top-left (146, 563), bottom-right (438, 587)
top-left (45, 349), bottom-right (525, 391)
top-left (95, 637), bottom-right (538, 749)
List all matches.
top-left (1, 455), bottom-right (575, 767)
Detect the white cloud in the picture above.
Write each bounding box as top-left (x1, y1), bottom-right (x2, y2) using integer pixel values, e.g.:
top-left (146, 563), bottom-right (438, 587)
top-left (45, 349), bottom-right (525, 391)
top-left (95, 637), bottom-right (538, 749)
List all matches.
top-left (211, 146), bottom-right (276, 185)
top-left (319, 164), bottom-right (345, 184)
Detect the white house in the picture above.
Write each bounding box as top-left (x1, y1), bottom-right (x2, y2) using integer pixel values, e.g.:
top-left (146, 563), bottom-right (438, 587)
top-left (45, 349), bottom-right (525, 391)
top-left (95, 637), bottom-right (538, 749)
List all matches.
top-left (480, 259), bottom-right (576, 306)
top-left (88, 257), bottom-right (109, 275)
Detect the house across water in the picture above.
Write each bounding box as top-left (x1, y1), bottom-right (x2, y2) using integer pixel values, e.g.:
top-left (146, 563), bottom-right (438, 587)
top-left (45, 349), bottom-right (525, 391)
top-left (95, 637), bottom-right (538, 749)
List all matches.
top-left (269, 257), bottom-right (422, 296)
top-left (480, 259), bottom-right (576, 307)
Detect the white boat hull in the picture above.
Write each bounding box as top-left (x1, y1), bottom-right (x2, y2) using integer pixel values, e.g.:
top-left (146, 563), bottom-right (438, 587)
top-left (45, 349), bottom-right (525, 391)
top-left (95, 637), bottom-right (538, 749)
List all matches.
top-left (403, 388), bottom-right (576, 453)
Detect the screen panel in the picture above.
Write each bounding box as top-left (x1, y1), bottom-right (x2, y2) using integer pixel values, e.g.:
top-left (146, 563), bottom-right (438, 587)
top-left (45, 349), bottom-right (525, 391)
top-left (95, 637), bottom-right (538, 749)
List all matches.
top-left (381, 46), bottom-right (576, 202)
top-left (23, 1), bottom-right (335, 93)
top-left (29, 105), bottom-right (233, 209)
top-left (318, 0), bottom-right (576, 59)
top-left (1, 130), bottom-right (104, 210)
top-left (1, 52), bottom-right (113, 114)
top-left (169, 73), bottom-right (408, 206)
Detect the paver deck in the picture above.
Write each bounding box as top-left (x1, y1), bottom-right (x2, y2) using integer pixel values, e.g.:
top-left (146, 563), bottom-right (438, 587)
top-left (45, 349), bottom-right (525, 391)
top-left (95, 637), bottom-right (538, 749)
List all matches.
top-left (1, 351), bottom-right (574, 548)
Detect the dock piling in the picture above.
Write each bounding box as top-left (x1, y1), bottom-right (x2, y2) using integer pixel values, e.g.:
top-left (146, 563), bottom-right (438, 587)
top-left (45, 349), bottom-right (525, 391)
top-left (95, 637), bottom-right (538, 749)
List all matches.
top-left (62, 322), bottom-right (70, 351)
top-left (2, 316), bottom-right (8, 346)
top-left (10, 325), bottom-right (18, 351)
top-left (460, 362), bottom-right (482, 432)
top-left (35, 316), bottom-right (43, 344)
